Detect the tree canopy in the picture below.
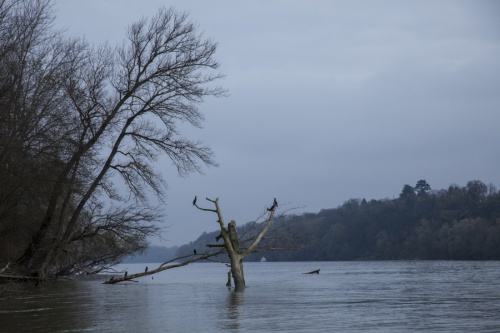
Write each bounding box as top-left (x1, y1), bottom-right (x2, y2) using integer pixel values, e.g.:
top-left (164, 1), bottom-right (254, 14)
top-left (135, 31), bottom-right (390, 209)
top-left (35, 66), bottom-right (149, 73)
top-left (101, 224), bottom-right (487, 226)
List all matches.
top-left (0, 0), bottom-right (224, 280)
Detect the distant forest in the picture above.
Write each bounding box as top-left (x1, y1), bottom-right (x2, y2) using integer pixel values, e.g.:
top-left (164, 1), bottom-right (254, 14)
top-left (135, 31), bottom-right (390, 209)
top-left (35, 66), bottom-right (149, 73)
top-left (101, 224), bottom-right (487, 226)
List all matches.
top-left (175, 180), bottom-right (500, 261)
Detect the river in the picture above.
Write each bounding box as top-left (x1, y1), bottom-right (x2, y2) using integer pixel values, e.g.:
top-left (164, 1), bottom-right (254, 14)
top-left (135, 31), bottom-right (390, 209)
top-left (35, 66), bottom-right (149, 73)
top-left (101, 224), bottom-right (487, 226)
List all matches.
top-left (1, 261), bottom-right (499, 332)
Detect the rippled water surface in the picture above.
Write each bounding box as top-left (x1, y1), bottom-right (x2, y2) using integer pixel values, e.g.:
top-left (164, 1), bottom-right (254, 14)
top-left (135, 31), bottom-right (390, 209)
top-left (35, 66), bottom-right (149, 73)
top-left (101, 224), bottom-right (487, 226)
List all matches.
top-left (1, 261), bottom-right (499, 332)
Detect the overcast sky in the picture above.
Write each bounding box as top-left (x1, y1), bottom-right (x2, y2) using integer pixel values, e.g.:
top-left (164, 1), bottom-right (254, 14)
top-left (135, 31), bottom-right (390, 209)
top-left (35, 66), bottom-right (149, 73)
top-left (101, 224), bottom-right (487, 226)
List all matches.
top-left (55, 0), bottom-right (500, 247)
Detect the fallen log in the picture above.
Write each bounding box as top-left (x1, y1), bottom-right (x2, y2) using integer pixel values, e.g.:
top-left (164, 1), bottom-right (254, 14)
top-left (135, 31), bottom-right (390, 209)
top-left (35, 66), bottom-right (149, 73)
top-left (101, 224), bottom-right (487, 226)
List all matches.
top-left (302, 269), bottom-right (320, 274)
top-left (103, 249), bottom-right (225, 284)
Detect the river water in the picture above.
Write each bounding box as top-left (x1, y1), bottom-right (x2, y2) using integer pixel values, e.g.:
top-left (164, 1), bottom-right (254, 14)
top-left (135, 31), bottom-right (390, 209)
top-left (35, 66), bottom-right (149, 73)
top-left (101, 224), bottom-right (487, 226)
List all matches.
top-left (1, 261), bottom-right (499, 332)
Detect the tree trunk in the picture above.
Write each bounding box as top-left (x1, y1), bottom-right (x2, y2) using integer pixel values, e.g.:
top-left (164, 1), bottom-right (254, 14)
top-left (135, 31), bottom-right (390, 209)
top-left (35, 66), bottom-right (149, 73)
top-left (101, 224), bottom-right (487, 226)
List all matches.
top-left (229, 254), bottom-right (245, 291)
top-left (227, 220), bottom-right (246, 290)
top-left (195, 197), bottom-right (277, 291)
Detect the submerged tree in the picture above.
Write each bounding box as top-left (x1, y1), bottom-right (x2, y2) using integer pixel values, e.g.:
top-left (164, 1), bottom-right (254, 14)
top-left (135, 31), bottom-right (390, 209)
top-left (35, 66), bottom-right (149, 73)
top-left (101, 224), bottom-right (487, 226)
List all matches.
top-left (194, 197), bottom-right (279, 291)
top-left (0, 0), bottom-right (225, 281)
top-left (103, 198), bottom-right (299, 288)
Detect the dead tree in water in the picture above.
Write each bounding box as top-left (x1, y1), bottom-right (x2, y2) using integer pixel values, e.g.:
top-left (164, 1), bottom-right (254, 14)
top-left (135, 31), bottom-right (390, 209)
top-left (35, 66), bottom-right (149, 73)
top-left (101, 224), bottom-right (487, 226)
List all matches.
top-left (194, 197), bottom-right (278, 291)
top-left (105, 197), bottom-right (281, 288)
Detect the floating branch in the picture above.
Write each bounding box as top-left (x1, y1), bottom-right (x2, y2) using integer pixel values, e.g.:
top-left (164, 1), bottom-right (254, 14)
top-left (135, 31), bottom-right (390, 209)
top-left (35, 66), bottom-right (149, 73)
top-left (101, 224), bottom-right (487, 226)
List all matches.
top-left (303, 269), bottom-right (320, 274)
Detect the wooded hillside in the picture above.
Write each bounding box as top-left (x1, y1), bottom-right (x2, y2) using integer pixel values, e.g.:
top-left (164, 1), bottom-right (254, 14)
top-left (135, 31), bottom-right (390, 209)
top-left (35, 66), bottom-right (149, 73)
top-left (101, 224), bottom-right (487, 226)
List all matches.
top-left (177, 180), bottom-right (500, 261)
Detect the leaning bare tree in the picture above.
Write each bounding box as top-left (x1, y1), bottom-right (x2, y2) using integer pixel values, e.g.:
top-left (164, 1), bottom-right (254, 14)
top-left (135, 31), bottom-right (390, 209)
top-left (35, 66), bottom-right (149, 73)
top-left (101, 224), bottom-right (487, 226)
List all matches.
top-left (0, 0), bottom-right (225, 281)
top-left (194, 197), bottom-right (279, 291)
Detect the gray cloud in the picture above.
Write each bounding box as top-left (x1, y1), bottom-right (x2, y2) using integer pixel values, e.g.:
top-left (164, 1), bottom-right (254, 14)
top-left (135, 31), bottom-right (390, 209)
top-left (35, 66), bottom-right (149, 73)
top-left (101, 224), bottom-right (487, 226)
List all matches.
top-left (55, 0), bottom-right (500, 246)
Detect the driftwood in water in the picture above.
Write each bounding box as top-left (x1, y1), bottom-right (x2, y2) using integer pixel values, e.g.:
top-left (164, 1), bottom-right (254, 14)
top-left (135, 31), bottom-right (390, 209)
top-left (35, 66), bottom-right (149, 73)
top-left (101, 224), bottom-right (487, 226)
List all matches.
top-left (103, 249), bottom-right (224, 284)
top-left (303, 269), bottom-right (320, 274)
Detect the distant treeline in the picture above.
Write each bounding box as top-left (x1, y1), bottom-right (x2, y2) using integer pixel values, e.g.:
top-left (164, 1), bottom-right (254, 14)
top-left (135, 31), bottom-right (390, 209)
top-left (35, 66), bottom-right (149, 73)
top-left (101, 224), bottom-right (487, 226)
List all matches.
top-left (176, 180), bottom-right (500, 261)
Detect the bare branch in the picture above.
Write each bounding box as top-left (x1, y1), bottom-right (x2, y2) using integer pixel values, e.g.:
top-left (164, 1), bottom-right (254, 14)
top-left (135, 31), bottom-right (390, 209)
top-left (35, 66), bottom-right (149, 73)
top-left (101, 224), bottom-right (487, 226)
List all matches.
top-left (103, 248), bottom-right (225, 284)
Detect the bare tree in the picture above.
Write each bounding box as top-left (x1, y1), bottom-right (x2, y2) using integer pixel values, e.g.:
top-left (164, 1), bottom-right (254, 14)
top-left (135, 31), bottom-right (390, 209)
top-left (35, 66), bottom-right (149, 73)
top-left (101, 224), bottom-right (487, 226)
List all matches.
top-left (0, 0), bottom-right (78, 274)
top-left (194, 197), bottom-right (278, 291)
top-left (101, 201), bottom-right (301, 288)
top-left (102, 197), bottom-right (279, 289)
top-left (0, 0), bottom-right (225, 280)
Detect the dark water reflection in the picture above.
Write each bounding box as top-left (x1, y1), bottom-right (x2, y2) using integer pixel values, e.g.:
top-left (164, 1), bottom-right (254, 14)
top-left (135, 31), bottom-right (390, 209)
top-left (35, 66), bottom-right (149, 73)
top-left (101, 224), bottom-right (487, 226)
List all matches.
top-left (1, 261), bottom-right (499, 332)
